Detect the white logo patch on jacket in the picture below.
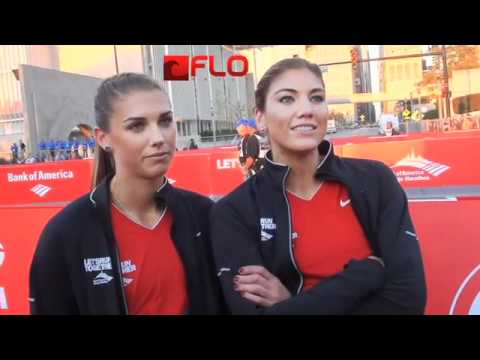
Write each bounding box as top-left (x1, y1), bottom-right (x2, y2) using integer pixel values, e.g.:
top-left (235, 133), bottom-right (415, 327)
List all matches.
top-left (121, 260), bottom-right (137, 287)
top-left (260, 218), bottom-right (276, 242)
top-left (93, 271), bottom-right (114, 286)
top-left (84, 257), bottom-right (112, 273)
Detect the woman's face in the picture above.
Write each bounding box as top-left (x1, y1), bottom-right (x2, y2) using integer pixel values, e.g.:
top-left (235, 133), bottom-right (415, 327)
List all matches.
top-left (256, 68), bottom-right (328, 157)
top-left (97, 89), bottom-right (176, 180)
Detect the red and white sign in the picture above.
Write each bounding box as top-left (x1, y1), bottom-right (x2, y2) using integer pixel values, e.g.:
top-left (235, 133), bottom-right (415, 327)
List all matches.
top-left (449, 264), bottom-right (480, 315)
top-left (0, 160), bottom-right (94, 206)
top-left (341, 135), bottom-right (480, 188)
top-left (391, 150), bottom-right (451, 184)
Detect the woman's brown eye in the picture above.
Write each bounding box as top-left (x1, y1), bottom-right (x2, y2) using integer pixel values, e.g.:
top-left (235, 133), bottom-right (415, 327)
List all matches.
top-left (311, 95), bottom-right (324, 103)
top-left (128, 123), bottom-right (144, 131)
top-left (279, 96), bottom-right (294, 104)
top-left (159, 116), bottom-right (173, 127)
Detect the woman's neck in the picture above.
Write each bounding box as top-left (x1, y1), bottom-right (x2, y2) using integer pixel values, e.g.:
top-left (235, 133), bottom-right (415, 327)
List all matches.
top-left (110, 172), bottom-right (165, 223)
top-left (273, 147), bottom-right (323, 199)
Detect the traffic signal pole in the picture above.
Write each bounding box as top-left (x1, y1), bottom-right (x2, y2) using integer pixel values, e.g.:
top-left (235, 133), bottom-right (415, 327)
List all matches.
top-left (441, 45), bottom-right (451, 117)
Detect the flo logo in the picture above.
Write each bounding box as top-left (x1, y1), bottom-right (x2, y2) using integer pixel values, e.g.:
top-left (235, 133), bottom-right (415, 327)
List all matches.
top-left (164, 55), bottom-right (249, 81)
top-left (164, 56), bottom-right (189, 81)
top-left (449, 264), bottom-right (480, 315)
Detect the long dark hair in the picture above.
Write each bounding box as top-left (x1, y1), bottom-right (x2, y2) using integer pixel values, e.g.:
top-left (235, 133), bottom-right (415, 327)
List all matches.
top-left (92, 73), bottom-right (165, 188)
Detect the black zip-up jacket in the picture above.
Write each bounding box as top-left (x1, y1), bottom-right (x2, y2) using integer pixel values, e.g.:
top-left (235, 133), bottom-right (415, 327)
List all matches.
top-left (30, 176), bottom-right (225, 315)
top-left (210, 140), bottom-right (427, 314)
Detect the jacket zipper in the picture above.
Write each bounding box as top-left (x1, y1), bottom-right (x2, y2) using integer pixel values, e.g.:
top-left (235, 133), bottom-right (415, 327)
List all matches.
top-left (282, 168), bottom-right (304, 295)
top-left (113, 243), bottom-right (129, 314)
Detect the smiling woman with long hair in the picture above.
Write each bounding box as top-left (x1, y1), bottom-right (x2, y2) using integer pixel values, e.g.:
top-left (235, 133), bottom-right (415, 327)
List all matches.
top-left (210, 58), bottom-right (427, 315)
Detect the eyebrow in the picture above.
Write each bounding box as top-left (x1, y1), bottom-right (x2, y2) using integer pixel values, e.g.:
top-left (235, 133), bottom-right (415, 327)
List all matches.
top-left (273, 88), bottom-right (324, 96)
top-left (123, 111), bottom-right (173, 123)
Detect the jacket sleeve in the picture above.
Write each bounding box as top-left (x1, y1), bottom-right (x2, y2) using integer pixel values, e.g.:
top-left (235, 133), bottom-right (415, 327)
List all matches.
top-left (210, 199), bottom-right (265, 314)
top-left (351, 164), bottom-right (427, 314)
top-left (210, 199), bottom-right (386, 315)
top-left (192, 197), bottom-right (229, 314)
top-left (29, 220), bottom-right (77, 315)
top-left (262, 258), bottom-right (385, 315)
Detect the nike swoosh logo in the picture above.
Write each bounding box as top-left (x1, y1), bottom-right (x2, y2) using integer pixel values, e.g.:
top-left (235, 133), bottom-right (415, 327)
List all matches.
top-left (340, 199), bottom-right (351, 208)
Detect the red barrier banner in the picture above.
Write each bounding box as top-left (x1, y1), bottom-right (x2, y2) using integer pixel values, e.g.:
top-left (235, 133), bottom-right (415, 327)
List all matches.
top-left (341, 135), bottom-right (480, 188)
top-left (0, 160), bottom-right (93, 206)
top-left (0, 135), bottom-right (479, 314)
top-left (166, 147), bottom-right (244, 197)
top-left (2, 200), bottom-right (479, 315)
top-left (410, 199), bottom-right (480, 315)
top-left (0, 207), bottom-right (62, 314)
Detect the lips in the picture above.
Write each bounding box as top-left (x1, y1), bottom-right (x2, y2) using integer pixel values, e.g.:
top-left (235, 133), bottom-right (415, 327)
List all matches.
top-left (290, 124), bottom-right (318, 131)
top-left (145, 152), bottom-right (170, 159)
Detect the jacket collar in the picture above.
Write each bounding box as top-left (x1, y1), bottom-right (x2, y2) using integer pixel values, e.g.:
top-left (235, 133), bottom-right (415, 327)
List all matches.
top-left (89, 175), bottom-right (172, 212)
top-left (262, 139), bottom-right (336, 190)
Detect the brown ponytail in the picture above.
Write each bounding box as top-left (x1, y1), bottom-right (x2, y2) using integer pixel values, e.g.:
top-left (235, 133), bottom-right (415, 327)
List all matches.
top-left (91, 143), bottom-right (115, 189)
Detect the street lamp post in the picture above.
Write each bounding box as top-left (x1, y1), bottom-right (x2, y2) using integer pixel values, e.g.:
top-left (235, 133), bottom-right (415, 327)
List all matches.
top-left (206, 45), bottom-right (216, 143)
top-left (113, 45), bottom-right (119, 74)
top-left (441, 45), bottom-right (451, 117)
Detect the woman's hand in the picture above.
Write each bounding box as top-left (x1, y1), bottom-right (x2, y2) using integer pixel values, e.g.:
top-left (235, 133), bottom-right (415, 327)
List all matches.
top-left (233, 265), bottom-right (291, 307)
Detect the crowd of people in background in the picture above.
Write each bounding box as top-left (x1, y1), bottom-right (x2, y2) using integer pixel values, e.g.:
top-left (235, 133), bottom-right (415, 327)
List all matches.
top-left (0, 137), bottom-right (96, 166)
top-left (426, 113), bottom-right (480, 132)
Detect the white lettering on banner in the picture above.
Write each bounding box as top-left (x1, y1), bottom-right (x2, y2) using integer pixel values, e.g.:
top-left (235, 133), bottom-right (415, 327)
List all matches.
top-left (7, 172), bottom-right (28, 182)
top-left (0, 243), bottom-right (4, 267)
top-left (38, 170), bottom-right (74, 181)
top-left (216, 159), bottom-right (239, 170)
top-left (83, 257), bottom-right (112, 272)
top-left (0, 287), bottom-right (8, 310)
top-left (6, 170), bottom-right (75, 183)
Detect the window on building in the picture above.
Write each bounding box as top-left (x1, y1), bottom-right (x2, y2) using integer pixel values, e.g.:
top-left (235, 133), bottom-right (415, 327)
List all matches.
top-left (389, 65), bottom-right (395, 81)
top-left (396, 64), bottom-right (403, 80)
top-left (405, 63), bottom-right (411, 79)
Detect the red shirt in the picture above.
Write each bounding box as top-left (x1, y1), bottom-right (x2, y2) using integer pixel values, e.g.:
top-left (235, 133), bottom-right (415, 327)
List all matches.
top-left (287, 181), bottom-right (373, 291)
top-left (111, 205), bottom-right (189, 315)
